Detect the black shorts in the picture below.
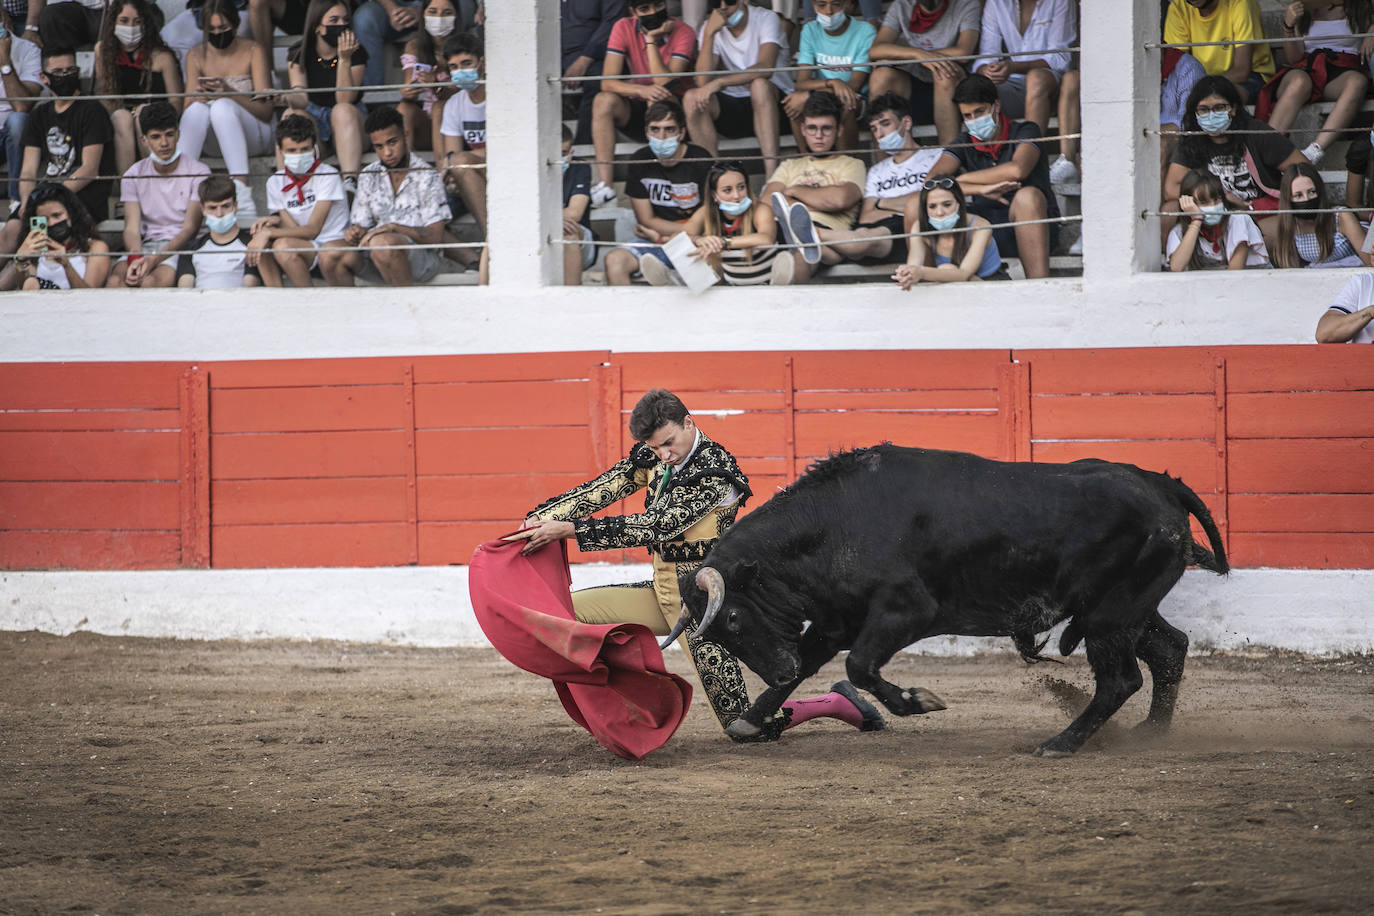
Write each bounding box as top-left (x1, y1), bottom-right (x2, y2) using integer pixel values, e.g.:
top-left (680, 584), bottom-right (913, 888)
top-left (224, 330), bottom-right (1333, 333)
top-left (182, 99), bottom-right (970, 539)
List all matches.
top-left (622, 98), bottom-right (648, 140)
top-left (276, 0), bottom-right (309, 35)
top-left (855, 212), bottom-right (908, 263)
top-left (713, 91), bottom-right (784, 139)
top-left (967, 195), bottom-right (1060, 259)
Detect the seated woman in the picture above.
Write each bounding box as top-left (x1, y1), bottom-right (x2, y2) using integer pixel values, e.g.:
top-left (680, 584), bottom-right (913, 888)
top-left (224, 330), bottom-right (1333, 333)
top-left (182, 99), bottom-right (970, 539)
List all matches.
top-left (95, 0), bottom-right (184, 175)
top-left (397, 0), bottom-right (460, 152)
top-left (1, 184), bottom-right (111, 291)
top-left (180, 0), bottom-right (275, 219)
top-left (1166, 168), bottom-right (1270, 271)
top-left (893, 176), bottom-right (1005, 287)
top-left (285, 0), bottom-right (368, 185)
top-left (1271, 161), bottom-right (1371, 269)
top-left (1258, 0), bottom-right (1373, 166)
top-left (682, 160), bottom-right (788, 285)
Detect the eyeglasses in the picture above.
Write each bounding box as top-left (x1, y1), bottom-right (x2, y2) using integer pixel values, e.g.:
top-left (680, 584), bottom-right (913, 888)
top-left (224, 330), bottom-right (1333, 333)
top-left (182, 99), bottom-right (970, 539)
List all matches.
top-left (922, 178), bottom-right (955, 191)
top-left (1195, 103), bottom-right (1231, 116)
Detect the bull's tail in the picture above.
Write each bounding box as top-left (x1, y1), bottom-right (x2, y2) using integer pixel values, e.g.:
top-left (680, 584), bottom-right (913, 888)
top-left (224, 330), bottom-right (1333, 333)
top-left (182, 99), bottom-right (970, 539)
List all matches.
top-left (1168, 476), bottom-right (1230, 575)
top-left (1013, 630), bottom-right (1065, 666)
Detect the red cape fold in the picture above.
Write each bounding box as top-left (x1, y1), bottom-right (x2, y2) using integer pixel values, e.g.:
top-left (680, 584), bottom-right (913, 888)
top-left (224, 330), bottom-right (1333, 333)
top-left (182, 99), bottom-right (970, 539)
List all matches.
top-left (468, 537), bottom-right (692, 760)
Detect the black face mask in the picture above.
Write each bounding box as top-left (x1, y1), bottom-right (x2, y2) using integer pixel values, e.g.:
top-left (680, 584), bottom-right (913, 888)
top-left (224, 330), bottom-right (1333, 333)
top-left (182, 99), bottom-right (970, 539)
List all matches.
top-left (321, 23), bottom-right (348, 47)
top-left (207, 28), bottom-right (235, 49)
top-left (637, 9), bottom-right (668, 31)
top-left (45, 220), bottom-right (73, 243)
top-left (1291, 197), bottom-right (1321, 212)
top-left (45, 71), bottom-right (81, 97)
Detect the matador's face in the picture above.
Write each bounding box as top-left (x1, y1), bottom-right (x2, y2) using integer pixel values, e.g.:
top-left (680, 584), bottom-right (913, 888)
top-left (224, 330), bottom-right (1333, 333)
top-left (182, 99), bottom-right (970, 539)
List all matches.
top-left (644, 416), bottom-right (696, 467)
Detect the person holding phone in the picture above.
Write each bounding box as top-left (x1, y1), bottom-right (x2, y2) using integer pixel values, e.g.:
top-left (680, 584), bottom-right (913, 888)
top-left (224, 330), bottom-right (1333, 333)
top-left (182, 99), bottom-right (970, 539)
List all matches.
top-left (285, 0), bottom-right (368, 185)
top-left (397, 0), bottom-right (461, 152)
top-left (2, 183), bottom-right (110, 290)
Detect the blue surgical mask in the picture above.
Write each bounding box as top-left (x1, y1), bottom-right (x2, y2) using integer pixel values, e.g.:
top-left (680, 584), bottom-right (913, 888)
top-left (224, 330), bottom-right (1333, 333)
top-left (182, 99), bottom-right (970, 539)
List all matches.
top-left (449, 67), bottom-right (480, 90)
top-left (965, 112), bottom-right (998, 142)
top-left (560, 157), bottom-right (570, 174)
top-left (1199, 203), bottom-right (1226, 226)
top-left (725, 6), bottom-right (745, 27)
top-left (718, 196), bottom-right (751, 216)
top-left (1367, 129), bottom-right (1373, 147)
top-left (205, 211), bottom-right (238, 234)
top-left (928, 212), bottom-right (960, 232)
top-left (1196, 110), bottom-right (1231, 135)
top-left (816, 11), bottom-right (847, 30)
top-left (877, 127), bottom-right (907, 152)
top-left (648, 135), bottom-right (680, 159)
top-left (283, 151), bottom-right (316, 174)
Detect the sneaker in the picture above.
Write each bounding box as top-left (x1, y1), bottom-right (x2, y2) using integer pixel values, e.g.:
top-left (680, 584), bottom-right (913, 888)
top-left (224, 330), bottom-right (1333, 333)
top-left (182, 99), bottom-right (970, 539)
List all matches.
top-left (590, 181), bottom-right (617, 208)
top-left (1068, 234), bottom-right (1083, 256)
top-left (1049, 154), bottom-right (1080, 185)
top-left (342, 175), bottom-right (357, 196)
top-left (770, 191), bottom-right (796, 250)
top-left (234, 181), bottom-right (257, 221)
top-left (1302, 141), bottom-right (1325, 165)
top-left (638, 252), bottom-right (673, 286)
top-left (787, 201), bottom-right (821, 264)
top-left (769, 252), bottom-right (795, 285)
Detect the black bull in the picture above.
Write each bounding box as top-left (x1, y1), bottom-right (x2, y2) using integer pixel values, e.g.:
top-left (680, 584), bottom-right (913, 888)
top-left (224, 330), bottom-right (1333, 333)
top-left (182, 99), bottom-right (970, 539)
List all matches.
top-left (665, 445), bottom-right (1229, 757)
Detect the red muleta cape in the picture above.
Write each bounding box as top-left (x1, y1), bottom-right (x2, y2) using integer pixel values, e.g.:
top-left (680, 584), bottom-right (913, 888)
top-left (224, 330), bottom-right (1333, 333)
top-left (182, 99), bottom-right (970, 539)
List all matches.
top-left (468, 537), bottom-right (692, 760)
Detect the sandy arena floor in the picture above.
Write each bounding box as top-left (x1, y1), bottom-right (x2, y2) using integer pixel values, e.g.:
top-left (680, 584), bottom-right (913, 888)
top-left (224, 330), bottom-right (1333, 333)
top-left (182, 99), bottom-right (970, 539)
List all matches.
top-left (1, 630), bottom-right (1371, 915)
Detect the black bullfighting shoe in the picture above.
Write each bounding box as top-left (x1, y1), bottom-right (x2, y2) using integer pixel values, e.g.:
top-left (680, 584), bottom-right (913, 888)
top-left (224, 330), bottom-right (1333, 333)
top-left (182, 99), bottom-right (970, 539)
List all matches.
top-left (831, 680), bottom-right (888, 732)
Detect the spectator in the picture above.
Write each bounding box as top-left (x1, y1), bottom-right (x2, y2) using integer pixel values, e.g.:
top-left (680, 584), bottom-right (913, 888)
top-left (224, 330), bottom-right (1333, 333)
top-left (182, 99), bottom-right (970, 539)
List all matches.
top-left (1257, 0), bottom-right (1372, 166)
top-left (1162, 0), bottom-right (1274, 103)
top-left (762, 90), bottom-right (866, 284)
top-left (285, 0), bottom-right (367, 185)
top-left (1271, 161), bottom-right (1369, 270)
top-left (815, 92), bottom-right (942, 266)
top-left (1316, 274), bottom-right (1374, 342)
top-left (95, 0), bottom-right (184, 176)
top-left (787, 0), bottom-right (876, 157)
top-left (438, 31), bottom-right (486, 237)
top-left (559, 124), bottom-right (594, 286)
top-left (1166, 167), bottom-right (1269, 271)
top-left (1159, 44), bottom-right (1207, 177)
top-left (893, 176), bottom-right (1005, 286)
top-left (247, 113), bottom-right (351, 286)
top-left (926, 73), bottom-right (1058, 279)
top-left (869, 0), bottom-right (981, 147)
top-left (589, 0), bottom-right (697, 206)
top-left (602, 97), bottom-right (709, 285)
top-left (324, 105), bottom-right (449, 286)
top-left (37, 0), bottom-right (104, 51)
top-left (682, 0), bottom-right (793, 179)
top-left (163, 0), bottom-right (252, 66)
top-left (0, 48), bottom-right (114, 257)
top-left (0, 9), bottom-right (43, 206)
top-left (561, 0), bottom-right (628, 146)
top-left (248, 0), bottom-right (308, 48)
top-left (107, 101), bottom-right (209, 289)
top-left (799, 0), bottom-right (884, 24)
top-left (1343, 114), bottom-right (1374, 216)
top-left (2, 183), bottom-right (110, 289)
top-left (397, 0), bottom-right (461, 152)
top-left (353, 0), bottom-right (480, 90)
top-left (181, 0), bottom-right (273, 220)
top-left (176, 173), bottom-right (263, 287)
top-left (681, 159), bottom-right (789, 285)
top-left (971, 0), bottom-right (1076, 135)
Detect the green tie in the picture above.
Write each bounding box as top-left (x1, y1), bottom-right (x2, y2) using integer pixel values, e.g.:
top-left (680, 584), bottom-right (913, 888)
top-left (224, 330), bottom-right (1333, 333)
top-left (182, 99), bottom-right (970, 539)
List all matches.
top-left (659, 465), bottom-right (673, 496)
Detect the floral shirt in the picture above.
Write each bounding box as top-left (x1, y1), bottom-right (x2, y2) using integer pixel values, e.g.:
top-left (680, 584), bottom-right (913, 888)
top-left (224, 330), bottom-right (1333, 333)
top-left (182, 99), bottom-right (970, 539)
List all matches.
top-left (348, 152), bottom-right (449, 230)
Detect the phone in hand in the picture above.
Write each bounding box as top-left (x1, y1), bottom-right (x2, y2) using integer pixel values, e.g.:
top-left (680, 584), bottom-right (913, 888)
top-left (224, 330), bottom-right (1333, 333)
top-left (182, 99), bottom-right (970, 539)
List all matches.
top-left (30, 216), bottom-right (46, 234)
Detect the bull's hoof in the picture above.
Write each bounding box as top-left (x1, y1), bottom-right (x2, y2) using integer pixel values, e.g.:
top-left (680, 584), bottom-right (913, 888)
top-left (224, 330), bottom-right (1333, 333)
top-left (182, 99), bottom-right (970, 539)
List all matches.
top-left (1033, 735), bottom-right (1080, 757)
top-left (1033, 745), bottom-right (1076, 758)
top-left (900, 687), bottom-right (947, 714)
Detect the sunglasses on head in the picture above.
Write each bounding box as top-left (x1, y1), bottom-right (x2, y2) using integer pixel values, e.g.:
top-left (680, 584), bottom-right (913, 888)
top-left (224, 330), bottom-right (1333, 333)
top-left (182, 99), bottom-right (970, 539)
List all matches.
top-left (922, 178), bottom-right (956, 191)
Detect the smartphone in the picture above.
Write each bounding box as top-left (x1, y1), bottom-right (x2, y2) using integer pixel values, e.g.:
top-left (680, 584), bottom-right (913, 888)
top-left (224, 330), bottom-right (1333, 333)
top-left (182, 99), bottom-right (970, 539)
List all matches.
top-left (30, 216), bottom-right (46, 233)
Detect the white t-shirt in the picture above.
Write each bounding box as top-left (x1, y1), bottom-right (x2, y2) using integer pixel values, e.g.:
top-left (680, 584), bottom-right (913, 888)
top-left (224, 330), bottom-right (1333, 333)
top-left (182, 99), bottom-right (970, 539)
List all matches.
top-left (0, 37), bottom-right (41, 116)
top-left (266, 162), bottom-right (349, 244)
top-left (865, 147), bottom-right (944, 200)
top-left (439, 90), bottom-right (486, 149)
top-left (1325, 273), bottom-right (1374, 342)
top-left (176, 230), bottom-right (259, 289)
top-left (882, 0), bottom-right (983, 81)
top-left (1165, 213), bottom-right (1271, 269)
top-left (698, 7), bottom-right (794, 96)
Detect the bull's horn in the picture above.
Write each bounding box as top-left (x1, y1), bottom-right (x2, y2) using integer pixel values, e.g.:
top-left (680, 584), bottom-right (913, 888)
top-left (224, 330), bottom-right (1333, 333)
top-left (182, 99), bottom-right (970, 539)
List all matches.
top-left (691, 567), bottom-right (725, 638)
top-left (659, 605), bottom-right (692, 650)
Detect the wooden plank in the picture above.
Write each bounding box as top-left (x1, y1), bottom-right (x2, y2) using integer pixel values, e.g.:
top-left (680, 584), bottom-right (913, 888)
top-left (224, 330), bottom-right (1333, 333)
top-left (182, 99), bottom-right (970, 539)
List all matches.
top-left (796, 412), bottom-right (1001, 458)
top-left (1030, 394), bottom-right (1215, 440)
top-left (621, 390), bottom-right (789, 413)
top-left (0, 530), bottom-right (180, 570)
top-left (411, 351), bottom-right (608, 384)
top-left (1230, 494), bottom-right (1374, 533)
top-left (0, 482), bottom-right (179, 529)
top-left (1229, 438), bottom-right (1374, 494)
top-left (0, 363), bottom-right (184, 409)
top-left (0, 409), bottom-right (181, 431)
top-left (589, 365), bottom-right (621, 473)
top-left (1225, 345), bottom-right (1374, 393)
top-left (415, 379), bottom-right (589, 429)
top-left (204, 357), bottom-right (408, 388)
top-left (1014, 348), bottom-right (1218, 394)
top-left (614, 352), bottom-right (789, 391)
top-left (403, 365), bottom-right (419, 565)
top-left (211, 522), bottom-right (413, 568)
top-left (792, 350), bottom-right (1008, 389)
top-left (1229, 532), bottom-right (1374, 569)
top-left (207, 353), bottom-right (607, 389)
top-left (1031, 440), bottom-right (1218, 493)
top-left (180, 368), bottom-right (211, 568)
top-left (210, 385), bottom-right (407, 433)
top-left (211, 430), bottom-right (410, 479)
top-left (795, 390), bottom-right (1000, 411)
top-left (998, 361), bottom-right (1030, 462)
top-left (416, 427), bottom-right (592, 475)
top-left (0, 431), bottom-right (180, 481)
top-left (1213, 358), bottom-right (1229, 558)
top-left (419, 473), bottom-right (591, 521)
top-left (1229, 391), bottom-right (1374, 439)
top-left (212, 477), bottom-right (409, 525)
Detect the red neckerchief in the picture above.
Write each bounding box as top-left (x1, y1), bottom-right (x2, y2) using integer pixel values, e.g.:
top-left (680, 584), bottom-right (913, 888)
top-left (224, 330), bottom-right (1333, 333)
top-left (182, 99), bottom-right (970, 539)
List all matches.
top-left (115, 46), bottom-right (147, 69)
top-left (909, 0), bottom-right (949, 33)
top-left (282, 159), bottom-right (321, 203)
top-left (971, 112), bottom-right (1012, 158)
top-left (1161, 48), bottom-right (1183, 82)
top-left (722, 213), bottom-right (744, 237)
top-left (1199, 220), bottom-right (1224, 250)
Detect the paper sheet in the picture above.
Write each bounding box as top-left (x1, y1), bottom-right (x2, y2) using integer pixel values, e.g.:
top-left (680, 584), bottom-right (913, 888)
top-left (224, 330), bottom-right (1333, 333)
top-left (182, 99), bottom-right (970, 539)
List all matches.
top-left (662, 231), bottom-right (721, 294)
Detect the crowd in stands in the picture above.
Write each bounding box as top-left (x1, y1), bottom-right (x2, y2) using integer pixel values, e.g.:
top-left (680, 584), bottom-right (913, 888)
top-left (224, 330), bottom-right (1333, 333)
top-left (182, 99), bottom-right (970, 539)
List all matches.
top-left (0, 0), bottom-right (1372, 327)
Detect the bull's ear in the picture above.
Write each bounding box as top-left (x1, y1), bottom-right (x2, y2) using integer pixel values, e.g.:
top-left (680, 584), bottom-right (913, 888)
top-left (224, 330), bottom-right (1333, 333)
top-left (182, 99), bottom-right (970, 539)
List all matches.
top-left (733, 560), bottom-right (759, 590)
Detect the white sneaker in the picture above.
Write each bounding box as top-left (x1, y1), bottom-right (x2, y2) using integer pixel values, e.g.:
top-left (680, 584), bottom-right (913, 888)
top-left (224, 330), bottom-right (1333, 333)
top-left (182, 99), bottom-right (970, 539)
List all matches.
top-left (590, 181), bottom-right (617, 208)
top-left (1049, 154), bottom-right (1080, 185)
top-left (639, 252), bottom-right (673, 286)
top-left (234, 181), bottom-right (257, 222)
top-left (1068, 235), bottom-right (1083, 256)
top-left (1302, 141), bottom-right (1325, 165)
top-left (769, 253), bottom-right (795, 285)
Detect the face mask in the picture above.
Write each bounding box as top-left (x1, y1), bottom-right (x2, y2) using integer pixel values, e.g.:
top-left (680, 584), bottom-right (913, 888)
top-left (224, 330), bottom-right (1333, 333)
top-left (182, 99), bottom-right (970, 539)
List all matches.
top-left (637, 9), bottom-right (668, 31)
top-left (560, 158), bottom-right (570, 174)
top-left (1290, 197), bottom-right (1321, 213)
top-left (648, 135), bottom-right (679, 159)
top-left (877, 127), bottom-right (907, 152)
top-left (928, 211), bottom-right (959, 232)
top-left (725, 6), bottom-right (745, 27)
top-left (205, 211), bottom-right (238, 234)
top-left (45, 71), bottom-right (81, 97)
top-left (320, 23), bottom-right (348, 47)
top-left (207, 28), bottom-right (236, 50)
top-left (150, 147), bottom-right (181, 166)
top-left (1196, 110), bottom-right (1231, 135)
top-left (45, 219), bottom-right (72, 243)
top-left (816, 11), bottom-right (847, 30)
top-left (965, 112), bottom-right (997, 142)
top-left (1199, 203), bottom-right (1226, 226)
top-left (449, 67), bottom-right (480, 90)
top-left (718, 196), bottom-right (751, 216)
top-left (114, 24), bottom-right (144, 47)
top-left (424, 14), bottom-right (455, 38)
top-left (284, 151), bottom-right (316, 174)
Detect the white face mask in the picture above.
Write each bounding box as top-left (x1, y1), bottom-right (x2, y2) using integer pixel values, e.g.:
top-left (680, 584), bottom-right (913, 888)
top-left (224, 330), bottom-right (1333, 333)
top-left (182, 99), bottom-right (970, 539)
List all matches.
top-left (114, 23), bottom-right (144, 47)
top-left (424, 14), bottom-right (455, 38)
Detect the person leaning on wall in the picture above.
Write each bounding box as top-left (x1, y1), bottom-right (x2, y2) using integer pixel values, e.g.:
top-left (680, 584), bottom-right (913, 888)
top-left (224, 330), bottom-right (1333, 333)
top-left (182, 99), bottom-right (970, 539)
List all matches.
top-left (1316, 272), bottom-right (1374, 343)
